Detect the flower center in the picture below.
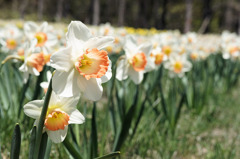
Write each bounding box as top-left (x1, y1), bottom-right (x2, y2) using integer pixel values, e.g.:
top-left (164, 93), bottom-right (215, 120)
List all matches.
top-left (190, 53), bottom-right (198, 60)
top-left (17, 48), bottom-right (24, 57)
top-left (75, 48), bottom-right (109, 80)
top-left (174, 61), bottom-right (183, 73)
top-left (6, 39), bottom-right (17, 50)
top-left (35, 32), bottom-right (48, 47)
top-left (131, 52), bottom-right (147, 72)
top-left (162, 46), bottom-right (172, 56)
top-left (229, 47), bottom-right (238, 55)
top-left (44, 109), bottom-right (70, 131)
top-left (104, 28), bottom-right (110, 35)
top-left (27, 52), bottom-right (45, 72)
top-left (154, 53), bottom-right (164, 65)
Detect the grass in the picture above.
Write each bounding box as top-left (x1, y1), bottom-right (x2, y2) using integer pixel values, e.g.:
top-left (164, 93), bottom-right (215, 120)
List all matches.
top-left (125, 84), bottom-right (240, 159)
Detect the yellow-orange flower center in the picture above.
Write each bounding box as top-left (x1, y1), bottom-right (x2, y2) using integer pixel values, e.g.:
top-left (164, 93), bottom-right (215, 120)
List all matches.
top-left (190, 53), bottom-right (198, 60)
top-left (104, 28), bottom-right (110, 35)
top-left (35, 32), bottom-right (48, 47)
top-left (229, 47), bottom-right (239, 55)
top-left (27, 52), bottom-right (45, 72)
top-left (75, 48), bottom-right (109, 80)
top-left (17, 48), bottom-right (24, 57)
top-left (154, 53), bottom-right (164, 65)
top-left (6, 39), bottom-right (17, 50)
top-left (44, 109), bottom-right (69, 131)
top-left (174, 61), bottom-right (183, 73)
top-left (162, 46), bottom-right (172, 56)
top-left (131, 52), bottom-right (147, 72)
top-left (44, 53), bottom-right (51, 64)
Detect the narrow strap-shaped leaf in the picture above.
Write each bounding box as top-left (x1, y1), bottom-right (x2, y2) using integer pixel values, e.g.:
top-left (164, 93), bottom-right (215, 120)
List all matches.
top-left (174, 92), bottom-right (186, 127)
top-left (29, 126), bottom-right (36, 159)
top-left (18, 75), bottom-right (31, 118)
top-left (34, 78), bottom-right (52, 159)
top-left (63, 136), bottom-right (83, 159)
top-left (0, 139), bottom-right (2, 159)
top-left (10, 124), bottom-right (21, 159)
top-left (90, 102), bottom-right (98, 159)
top-left (95, 151), bottom-right (120, 159)
top-left (38, 132), bottom-right (48, 159)
top-left (113, 85), bottom-right (139, 151)
top-left (43, 138), bottom-right (52, 159)
top-left (108, 65), bottom-right (117, 134)
top-left (32, 66), bottom-right (46, 101)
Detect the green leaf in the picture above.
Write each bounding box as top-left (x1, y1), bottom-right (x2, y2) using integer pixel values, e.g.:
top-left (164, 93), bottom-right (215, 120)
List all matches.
top-left (95, 151), bottom-right (120, 159)
top-left (43, 138), bottom-right (52, 159)
top-left (10, 124), bottom-right (21, 159)
top-left (113, 85), bottom-right (139, 151)
top-left (63, 136), bottom-right (83, 159)
top-left (29, 126), bottom-right (36, 159)
top-left (38, 132), bottom-right (48, 159)
top-left (34, 78), bottom-right (52, 159)
top-left (90, 102), bottom-right (98, 159)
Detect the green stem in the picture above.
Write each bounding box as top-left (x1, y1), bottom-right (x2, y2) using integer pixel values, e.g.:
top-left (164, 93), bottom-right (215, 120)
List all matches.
top-left (33, 78), bottom-right (52, 159)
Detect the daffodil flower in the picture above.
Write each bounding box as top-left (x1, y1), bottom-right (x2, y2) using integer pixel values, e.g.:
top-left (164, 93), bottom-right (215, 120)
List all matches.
top-left (0, 25), bottom-right (22, 53)
top-left (24, 21), bottom-right (58, 55)
top-left (148, 46), bottom-right (167, 69)
top-left (50, 21), bottom-right (114, 101)
top-left (24, 91), bottom-right (85, 143)
top-left (116, 35), bottom-right (153, 84)
top-left (19, 39), bottom-right (45, 83)
top-left (164, 54), bottom-right (192, 78)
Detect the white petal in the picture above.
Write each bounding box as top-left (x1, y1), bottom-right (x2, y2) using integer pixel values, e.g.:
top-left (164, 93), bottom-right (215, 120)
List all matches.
top-left (101, 60), bottom-right (112, 83)
top-left (60, 96), bottom-right (80, 112)
top-left (19, 64), bottom-right (27, 72)
top-left (116, 59), bottom-right (129, 81)
top-left (39, 22), bottom-right (48, 32)
top-left (47, 126), bottom-right (68, 143)
top-left (138, 42), bottom-right (152, 56)
top-left (124, 35), bottom-right (137, 57)
top-left (84, 36), bottom-right (114, 50)
top-left (24, 100), bottom-right (43, 119)
top-left (77, 77), bottom-right (103, 101)
top-left (24, 21), bottom-right (38, 38)
top-left (128, 67), bottom-right (144, 84)
top-left (46, 71), bottom-right (52, 82)
top-left (50, 46), bottom-right (73, 72)
top-left (52, 69), bottom-right (80, 97)
top-left (66, 21), bottom-right (92, 43)
top-left (69, 109), bottom-right (85, 124)
top-left (40, 82), bottom-right (48, 89)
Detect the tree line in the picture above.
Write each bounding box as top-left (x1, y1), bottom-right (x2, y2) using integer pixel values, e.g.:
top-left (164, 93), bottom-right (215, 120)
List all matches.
top-left (0, 0), bottom-right (240, 33)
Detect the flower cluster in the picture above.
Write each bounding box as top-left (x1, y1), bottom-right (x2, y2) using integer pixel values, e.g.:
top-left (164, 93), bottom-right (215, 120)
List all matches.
top-left (1, 21), bottom-right (236, 143)
top-left (1, 21), bottom-right (114, 143)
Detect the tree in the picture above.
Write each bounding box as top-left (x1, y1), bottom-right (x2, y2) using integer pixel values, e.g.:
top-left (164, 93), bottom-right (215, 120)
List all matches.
top-left (184, 0), bottom-right (193, 33)
top-left (118, 0), bottom-right (126, 26)
top-left (93, 0), bottom-right (100, 25)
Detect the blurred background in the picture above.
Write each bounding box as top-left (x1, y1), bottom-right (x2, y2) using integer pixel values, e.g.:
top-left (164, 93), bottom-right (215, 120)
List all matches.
top-left (0, 0), bottom-right (240, 33)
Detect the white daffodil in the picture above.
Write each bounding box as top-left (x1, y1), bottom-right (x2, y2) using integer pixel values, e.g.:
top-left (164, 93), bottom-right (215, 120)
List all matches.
top-left (50, 21), bottom-right (114, 101)
top-left (164, 54), bottom-right (192, 78)
top-left (116, 35), bottom-right (153, 84)
top-left (148, 46), bottom-right (167, 69)
top-left (19, 39), bottom-right (45, 83)
top-left (24, 21), bottom-right (58, 55)
top-left (24, 91), bottom-right (84, 143)
top-left (0, 25), bottom-right (23, 53)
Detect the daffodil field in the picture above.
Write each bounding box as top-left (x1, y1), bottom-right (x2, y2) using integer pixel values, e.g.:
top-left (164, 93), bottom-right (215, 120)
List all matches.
top-left (1, 21), bottom-right (240, 159)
